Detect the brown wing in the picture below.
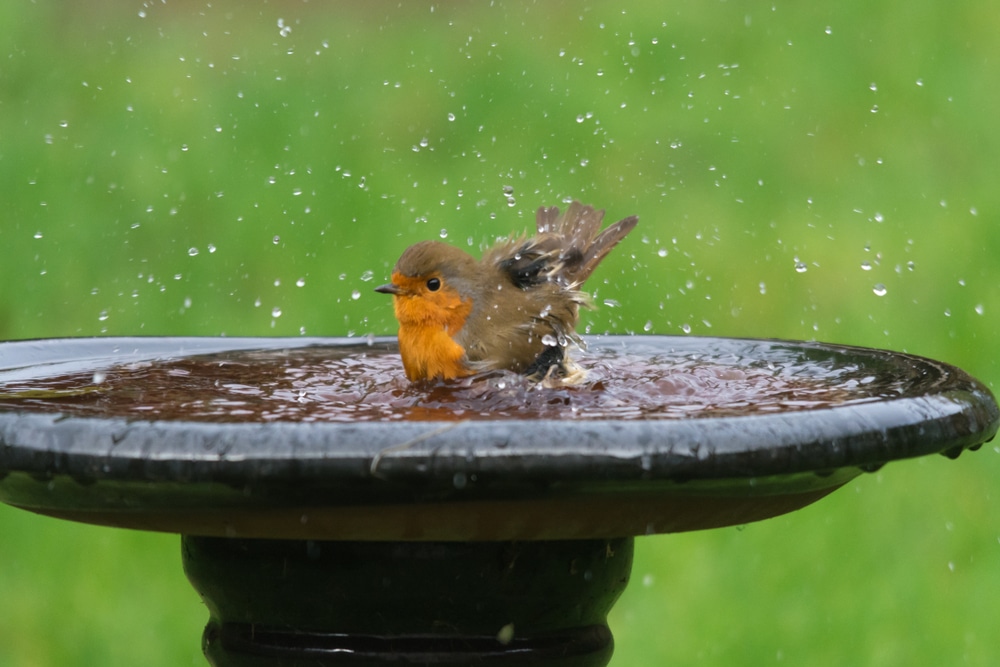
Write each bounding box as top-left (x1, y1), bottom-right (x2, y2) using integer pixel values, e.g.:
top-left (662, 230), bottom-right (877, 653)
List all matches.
top-left (463, 201), bottom-right (637, 374)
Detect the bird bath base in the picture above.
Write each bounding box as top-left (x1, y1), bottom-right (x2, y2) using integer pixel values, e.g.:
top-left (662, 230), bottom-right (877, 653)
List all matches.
top-left (0, 336), bottom-right (996, 666)
top-left (184, 536), bottom-right (632, 667)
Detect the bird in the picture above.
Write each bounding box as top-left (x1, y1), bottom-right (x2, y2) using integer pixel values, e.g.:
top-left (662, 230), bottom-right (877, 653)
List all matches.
top-left (375, 201), bottom-right (638, 382)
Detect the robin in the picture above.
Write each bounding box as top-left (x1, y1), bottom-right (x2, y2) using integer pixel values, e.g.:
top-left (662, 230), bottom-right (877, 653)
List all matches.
top-left (375, 201), bottom-right (638, 382)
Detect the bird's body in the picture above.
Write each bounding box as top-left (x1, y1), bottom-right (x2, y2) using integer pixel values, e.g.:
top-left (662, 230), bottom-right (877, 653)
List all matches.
top-left (376, 201), bottom-right (638, 382)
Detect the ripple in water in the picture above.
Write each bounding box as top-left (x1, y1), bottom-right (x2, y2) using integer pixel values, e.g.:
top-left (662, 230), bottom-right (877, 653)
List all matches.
top-left (0, 340), bottom-right (925, 423)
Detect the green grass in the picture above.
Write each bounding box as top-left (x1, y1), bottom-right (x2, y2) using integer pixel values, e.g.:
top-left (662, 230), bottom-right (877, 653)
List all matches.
top-left (2, 2), bottom-right (999, 665)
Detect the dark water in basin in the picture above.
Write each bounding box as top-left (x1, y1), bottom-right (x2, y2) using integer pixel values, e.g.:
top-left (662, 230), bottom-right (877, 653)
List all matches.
top-left (0, 339), bottom-right (929, 423)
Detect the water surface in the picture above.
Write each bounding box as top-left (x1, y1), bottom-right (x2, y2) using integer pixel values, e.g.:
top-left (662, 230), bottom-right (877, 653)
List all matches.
top-left (0, 339), bottom-right (924, 423)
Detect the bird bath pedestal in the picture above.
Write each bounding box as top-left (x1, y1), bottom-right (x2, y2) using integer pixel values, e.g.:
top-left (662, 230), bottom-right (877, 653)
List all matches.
top-left (0, 335), bottom-right (996, 666)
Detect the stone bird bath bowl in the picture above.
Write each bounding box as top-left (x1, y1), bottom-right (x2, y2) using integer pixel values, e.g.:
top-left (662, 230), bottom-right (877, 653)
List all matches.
top-left (0, 335), bottom-right (996, 666)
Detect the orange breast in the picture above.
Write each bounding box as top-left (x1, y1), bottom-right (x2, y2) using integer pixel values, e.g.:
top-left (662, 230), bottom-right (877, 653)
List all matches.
top-left (397, 323), bottom-right (471, 381)
top-left (389, 275), bottom-right (474, 381)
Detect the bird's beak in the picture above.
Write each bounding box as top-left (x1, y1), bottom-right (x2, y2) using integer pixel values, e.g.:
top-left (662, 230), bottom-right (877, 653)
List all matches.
top-left (374, 283), bottom-right (402, 295)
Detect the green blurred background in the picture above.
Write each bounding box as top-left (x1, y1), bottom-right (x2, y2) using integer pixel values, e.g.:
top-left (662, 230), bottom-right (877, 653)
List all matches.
top-left (2, 1), bottom-right (998, 665)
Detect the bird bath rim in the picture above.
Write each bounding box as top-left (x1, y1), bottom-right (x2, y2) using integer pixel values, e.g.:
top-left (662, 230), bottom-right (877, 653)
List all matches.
top-left (0, 335), bottom-right (995, 541)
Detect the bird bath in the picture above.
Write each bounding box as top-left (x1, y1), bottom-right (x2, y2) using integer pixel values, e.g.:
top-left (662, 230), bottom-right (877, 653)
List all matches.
top-left (0, 335), bottom-right (996, 666)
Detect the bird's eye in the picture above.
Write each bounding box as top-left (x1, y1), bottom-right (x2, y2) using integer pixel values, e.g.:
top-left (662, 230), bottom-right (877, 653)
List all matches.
top-left (426, 277), bottom-right (441, 291)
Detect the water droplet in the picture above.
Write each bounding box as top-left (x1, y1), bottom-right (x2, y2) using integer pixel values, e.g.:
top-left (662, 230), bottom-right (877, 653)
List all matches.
top-left (351, 290), bottom-right (361, 300)
top-left (271, 307), bottom-right (282, 318)
top-left (603, 299), bottom-right (621, 308)
top-left (681, 323), bottom-right (692, 334)
top-left (296, 278), bottom-right (306, 287)
top-left (758, 282), bottom-right (767, 295)
top-left (92, 371), bottom-right (106, 384)
top-left (272, 235), bottom-right (281, 245)
top-left (824, 26), bottom-right (832, 35)
top-left (502, 184), bottom-right (514, 195)
top-left (447, 112), bottom-right (456, 122)
top-left (643, 320), bottom-right (653, 332)
top-left (873, 283), bottom-right (887, 296)
top-left (873, 212), bottom-right (884, 223)
top-left (541, 334), bottom-right (558, 346)
top-left (207, 244), bottom-right (217, 253)
top-left (576, 114), bottom-right (586, 123)
top-left (869, 82), bottom-right (878, 92)
top-left (360, 270), bottom-right (374, 282)
top-left (860, 261), bottom-right (872, 271)
top-left (188, 247), bottom-right (199, 256)
top-left (439, 229), bottom-right (448, 239)
top-left (975, 304), bottom-right (985, 315)
top-left (452, 472), bottom-right (467, 489)
top-left (907, 261), bottom-right (915, 271)
top-left (33, 231), bottom-right (43, 239)
top-left (496, 623), bottom-right (515, 646)
top-left (98, 310), bottom-right (109, 322)
top-left (657, 248), bottom-right (668, 258)
top-left (794, 261), bottom-right (808, 273)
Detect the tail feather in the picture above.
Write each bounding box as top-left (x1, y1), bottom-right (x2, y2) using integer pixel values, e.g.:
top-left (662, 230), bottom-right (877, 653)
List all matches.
top-left (577, 214), bottom-right (638, 283)
top-left (534, 202), bottom-right (638, 286)
top-left (536, 201), bottom-right (604, 250)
